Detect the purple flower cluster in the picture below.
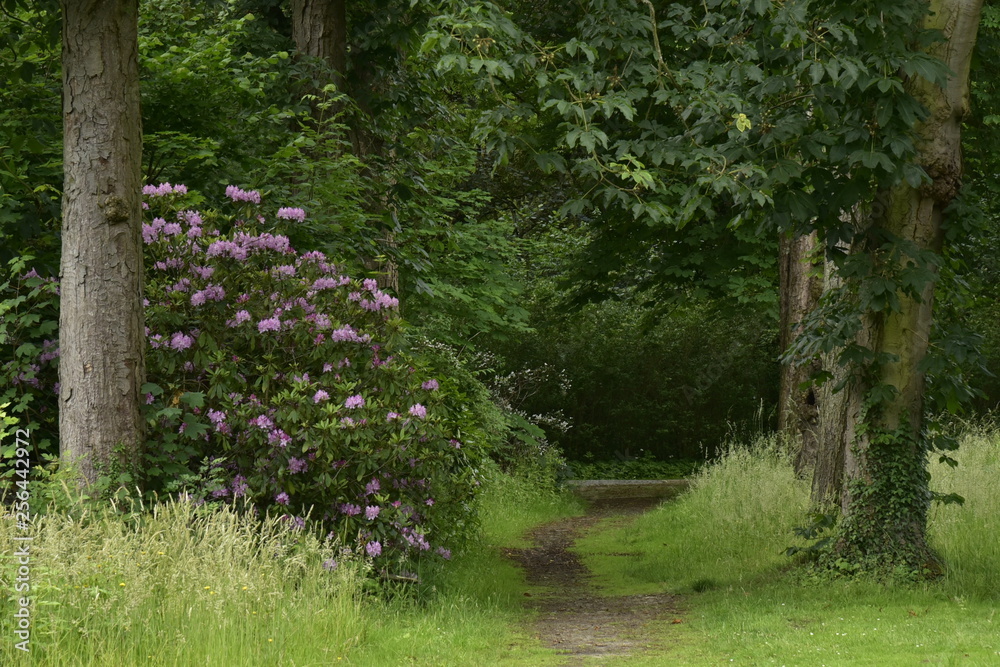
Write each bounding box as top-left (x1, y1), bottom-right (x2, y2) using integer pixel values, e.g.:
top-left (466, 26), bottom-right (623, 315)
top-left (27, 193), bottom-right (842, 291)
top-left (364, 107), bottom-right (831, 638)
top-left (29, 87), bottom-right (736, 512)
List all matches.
top-left (190, 285), bottom-right (225, 306)
top-left (225, 185), bottom-right (261, 204)
top-left (190, 265), bottom-right (215, 280)
top-left (249, 414), bottom-right (274, 430)
top-left (268, 429), bottom-right (292, 447)
top-left (39, 340), bottom-right (59, 364)
top-left (169, 332), bottom-right (195, 351)
top-left (329, 325), bottom-right (369, 344)
top-left (400, 527), bottom-right (430, 551)
top-left (257, 317), bottom-right (282, 333)
top-left (226, 310), bottom-right (251, 328)
top-left (143, 182), bottom-right (188, 197)
top-left (231, 475), bottom-right (249, 498)
top-left (277, 207), bottom-right (306, 222)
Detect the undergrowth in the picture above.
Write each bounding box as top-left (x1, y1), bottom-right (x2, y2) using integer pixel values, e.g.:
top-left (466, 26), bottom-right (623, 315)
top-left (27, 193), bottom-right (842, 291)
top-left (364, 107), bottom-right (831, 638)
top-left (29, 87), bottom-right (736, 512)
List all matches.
top-left (567, 454), bottom-right (701, 481)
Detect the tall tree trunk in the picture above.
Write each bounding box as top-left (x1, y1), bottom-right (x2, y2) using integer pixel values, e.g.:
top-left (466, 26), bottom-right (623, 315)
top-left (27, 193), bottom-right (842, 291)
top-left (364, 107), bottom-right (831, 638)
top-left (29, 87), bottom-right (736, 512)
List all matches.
top-left (290, 0), bottom-right (347, 86)
top-left (59, 0), bottom-right (145, 486)
top-left (831, 0), bottom-right (982, 568)
top-left (777, 230), bottom-right (822, 477)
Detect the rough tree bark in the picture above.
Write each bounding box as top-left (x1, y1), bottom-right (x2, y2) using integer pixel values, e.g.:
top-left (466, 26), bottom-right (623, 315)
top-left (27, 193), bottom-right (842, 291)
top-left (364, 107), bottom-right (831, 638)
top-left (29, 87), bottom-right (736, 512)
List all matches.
top-left (777, 230), bottom-right (823, 477)
top-left (824, 0), bottom-right (983, 567)
top-left (59, 0), bottom-right (145, 486)
top-left (290, 0), bottom-right (348, 86)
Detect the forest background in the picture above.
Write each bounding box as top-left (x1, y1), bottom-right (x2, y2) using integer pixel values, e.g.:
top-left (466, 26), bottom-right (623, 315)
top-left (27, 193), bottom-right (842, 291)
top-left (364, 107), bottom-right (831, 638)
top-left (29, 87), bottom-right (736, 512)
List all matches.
top-left (2, 0), bottom-right (1000, 574)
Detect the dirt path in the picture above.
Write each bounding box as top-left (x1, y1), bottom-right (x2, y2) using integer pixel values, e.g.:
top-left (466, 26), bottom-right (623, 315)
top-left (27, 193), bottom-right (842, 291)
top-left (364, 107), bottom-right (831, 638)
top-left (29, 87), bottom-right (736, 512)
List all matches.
top-left (502, 497), bottom-right (683, 665)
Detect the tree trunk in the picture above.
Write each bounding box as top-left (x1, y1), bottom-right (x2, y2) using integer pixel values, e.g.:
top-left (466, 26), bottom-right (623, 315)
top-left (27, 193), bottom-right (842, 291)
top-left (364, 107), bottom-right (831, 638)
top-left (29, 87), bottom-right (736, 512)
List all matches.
top-left (290, 0), bottom-right (347, 85)
top-left (288, 0), bottom-right (398, 288)
top-left (832, 0), bottom-right (982, 569)
top-left (59, 0), bottom-right (145, 486)
top-left (777, 230), bottom-right (822, 477)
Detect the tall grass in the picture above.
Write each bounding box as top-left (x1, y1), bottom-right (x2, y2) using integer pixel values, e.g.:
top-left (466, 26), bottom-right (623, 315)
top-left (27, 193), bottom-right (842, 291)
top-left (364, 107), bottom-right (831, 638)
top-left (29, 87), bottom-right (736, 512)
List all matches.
top-left (0, 498), bottom-right (364, 666)
top-left (929, 425), bottom-right (1000, 599)
top-left (578, 434), bottom-right (810, 594)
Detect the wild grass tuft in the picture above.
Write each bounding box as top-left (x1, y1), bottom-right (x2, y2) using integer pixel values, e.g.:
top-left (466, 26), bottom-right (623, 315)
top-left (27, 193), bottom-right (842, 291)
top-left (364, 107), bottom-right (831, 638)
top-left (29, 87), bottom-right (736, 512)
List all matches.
top-left (1, 497), bottom-right (364, 666)
top-left (929, 424), bottom-right (1000, 599)
top-left (578, 434), bottom-right (810, 595)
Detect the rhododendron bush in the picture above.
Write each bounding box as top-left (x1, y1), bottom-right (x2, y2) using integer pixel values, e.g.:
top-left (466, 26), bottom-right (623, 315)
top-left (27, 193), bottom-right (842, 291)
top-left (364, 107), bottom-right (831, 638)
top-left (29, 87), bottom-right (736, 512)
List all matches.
top-left (138, 184), bottom-right (487, 564)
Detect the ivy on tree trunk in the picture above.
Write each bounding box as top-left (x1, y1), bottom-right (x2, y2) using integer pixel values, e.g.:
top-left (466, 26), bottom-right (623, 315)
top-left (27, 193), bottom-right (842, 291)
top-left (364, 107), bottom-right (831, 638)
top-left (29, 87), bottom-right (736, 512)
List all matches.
top-left (825, 0), bottom-right (983, 571)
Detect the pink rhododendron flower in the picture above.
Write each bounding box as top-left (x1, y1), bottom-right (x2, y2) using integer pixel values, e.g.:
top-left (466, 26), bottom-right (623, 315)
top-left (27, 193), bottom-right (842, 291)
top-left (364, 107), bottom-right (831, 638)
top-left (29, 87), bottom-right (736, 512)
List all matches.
top-left (277, 207), bottom-right (306, 221)
top-left (258, 317), bottom-right (281, 333)
top-left (225, 185), bottom-right (261, 204)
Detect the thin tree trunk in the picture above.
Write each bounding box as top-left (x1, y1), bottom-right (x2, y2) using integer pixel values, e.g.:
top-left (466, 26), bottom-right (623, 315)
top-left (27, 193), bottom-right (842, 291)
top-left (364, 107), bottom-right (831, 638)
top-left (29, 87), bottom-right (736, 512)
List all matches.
top-left (777, 230), bottom-right (822, 477)
top-left (832, 0), bottom-right (983, 567)
top-left (59, 0), bottom-right (145, 486)
top-left (811, 249), bottom-right (859, 507)
top-left (288, 0), bottom-right (397, 288)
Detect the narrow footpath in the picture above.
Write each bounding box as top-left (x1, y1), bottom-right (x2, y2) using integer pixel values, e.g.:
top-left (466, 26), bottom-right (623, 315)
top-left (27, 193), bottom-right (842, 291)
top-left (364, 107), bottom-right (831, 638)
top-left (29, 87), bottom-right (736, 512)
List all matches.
top-left (502, 497), bottom-right (684, 665)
